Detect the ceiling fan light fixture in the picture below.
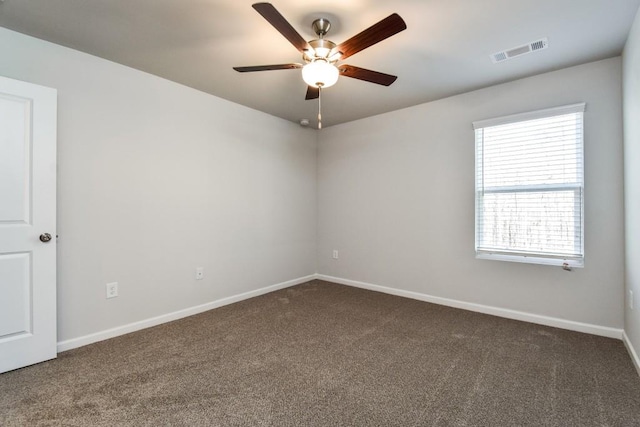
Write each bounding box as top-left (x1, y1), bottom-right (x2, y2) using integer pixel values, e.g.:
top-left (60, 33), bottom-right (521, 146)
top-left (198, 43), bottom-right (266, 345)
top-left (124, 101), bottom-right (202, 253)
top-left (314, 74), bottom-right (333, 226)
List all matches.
top-left (308, 38), bottom-right (337, 59)
top-left (314, 46), bottom-right (331, 58)
top-left (302, 60), bottom-right (339, 88)
top-left (327, 50), bottom-right (343, 62)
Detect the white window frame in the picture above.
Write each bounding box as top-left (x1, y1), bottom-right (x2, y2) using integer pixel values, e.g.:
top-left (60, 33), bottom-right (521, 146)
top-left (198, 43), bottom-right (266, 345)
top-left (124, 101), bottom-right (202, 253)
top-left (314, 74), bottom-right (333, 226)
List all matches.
top-left (473, 103), bottom-right (585, 268)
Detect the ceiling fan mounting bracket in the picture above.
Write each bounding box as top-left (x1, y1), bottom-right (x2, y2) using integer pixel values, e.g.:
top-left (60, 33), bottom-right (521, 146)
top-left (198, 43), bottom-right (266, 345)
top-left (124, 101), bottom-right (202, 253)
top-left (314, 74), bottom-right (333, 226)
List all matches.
top-left (311, 18), bottom-right (331, 38)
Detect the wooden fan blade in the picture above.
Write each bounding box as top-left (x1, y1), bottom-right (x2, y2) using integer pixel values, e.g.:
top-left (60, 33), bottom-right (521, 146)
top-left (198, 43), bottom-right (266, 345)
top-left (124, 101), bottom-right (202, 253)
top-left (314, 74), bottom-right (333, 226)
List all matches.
top-left (335, 13), bottom-right (406, 60)
top-left (339, 65), bottom-right (398, 86)
top-left (253, 3), bottom-right (310, 53)
top-left (233, 64), bottom-right (302, 72)
top-left (305, 86), bottom-right (319, 100)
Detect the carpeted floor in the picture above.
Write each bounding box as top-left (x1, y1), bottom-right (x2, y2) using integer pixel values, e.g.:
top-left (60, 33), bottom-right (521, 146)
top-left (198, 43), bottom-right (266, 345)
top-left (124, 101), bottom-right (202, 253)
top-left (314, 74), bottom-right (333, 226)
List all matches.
top-left (1, 280), bottom-right (640, 426)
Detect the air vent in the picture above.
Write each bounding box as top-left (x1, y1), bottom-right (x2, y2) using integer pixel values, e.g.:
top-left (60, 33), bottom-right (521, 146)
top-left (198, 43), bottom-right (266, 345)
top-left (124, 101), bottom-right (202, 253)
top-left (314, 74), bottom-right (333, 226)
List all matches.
top-left (491, 38), bottom-right (548, 63)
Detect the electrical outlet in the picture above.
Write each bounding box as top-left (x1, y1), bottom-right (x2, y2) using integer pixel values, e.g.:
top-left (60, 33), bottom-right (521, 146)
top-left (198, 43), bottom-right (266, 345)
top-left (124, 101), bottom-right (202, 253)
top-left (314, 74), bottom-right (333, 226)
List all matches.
top-left (332, 250), bottom-right (339, 259)
top-left (630, 290), bottom-right (634, 310)
top-left (106, 282), bottom-right (118, 299)
top-left (195, 267), bottom-right (204, 280)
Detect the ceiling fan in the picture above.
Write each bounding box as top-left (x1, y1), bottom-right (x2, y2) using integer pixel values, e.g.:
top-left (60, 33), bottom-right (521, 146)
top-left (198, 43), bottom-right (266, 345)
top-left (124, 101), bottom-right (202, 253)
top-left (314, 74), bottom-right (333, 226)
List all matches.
top-left (234, 2), bottom-right (407, 128)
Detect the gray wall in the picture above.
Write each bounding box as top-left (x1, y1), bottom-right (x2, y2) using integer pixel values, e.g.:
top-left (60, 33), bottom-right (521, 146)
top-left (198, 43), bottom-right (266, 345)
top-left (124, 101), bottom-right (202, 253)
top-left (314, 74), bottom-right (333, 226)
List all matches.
top-left (0, 28), bottom-right (318, 343)
top-left (624, 9), bottom-right (640, 357)
top-left (318, 58), bottom-right (624, 329)
top-left (0, 25), bottom-right (630, 346)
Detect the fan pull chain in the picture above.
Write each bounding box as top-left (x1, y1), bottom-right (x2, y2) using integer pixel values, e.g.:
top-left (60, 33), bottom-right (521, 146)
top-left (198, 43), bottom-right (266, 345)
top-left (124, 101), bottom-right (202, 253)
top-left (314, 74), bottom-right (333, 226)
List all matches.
top-left (317, 85), bottom-right (322, 130)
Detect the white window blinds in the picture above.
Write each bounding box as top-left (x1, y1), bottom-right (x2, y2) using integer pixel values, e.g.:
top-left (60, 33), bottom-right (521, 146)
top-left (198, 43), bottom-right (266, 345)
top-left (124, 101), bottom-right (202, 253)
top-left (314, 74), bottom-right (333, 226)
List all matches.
top-left (473, 103), bottom-right (585, 266)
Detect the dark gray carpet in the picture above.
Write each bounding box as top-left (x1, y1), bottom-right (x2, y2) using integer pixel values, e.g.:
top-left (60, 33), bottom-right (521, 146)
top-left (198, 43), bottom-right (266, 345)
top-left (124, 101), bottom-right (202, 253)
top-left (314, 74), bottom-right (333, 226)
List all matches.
top-left (1, 280), bottom-right (639, 426)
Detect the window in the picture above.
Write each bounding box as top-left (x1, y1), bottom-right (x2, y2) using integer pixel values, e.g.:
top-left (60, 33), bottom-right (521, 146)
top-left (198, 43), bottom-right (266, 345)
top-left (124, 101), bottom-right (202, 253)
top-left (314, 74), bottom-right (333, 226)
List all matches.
top-left (473, 103), bottom-right (585, 267)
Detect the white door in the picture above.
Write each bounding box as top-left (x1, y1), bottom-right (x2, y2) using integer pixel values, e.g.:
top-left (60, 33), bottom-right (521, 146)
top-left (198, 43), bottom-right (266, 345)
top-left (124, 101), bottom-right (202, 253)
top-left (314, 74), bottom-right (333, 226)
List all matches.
top-left (0, 76), bottom-right (57, 374)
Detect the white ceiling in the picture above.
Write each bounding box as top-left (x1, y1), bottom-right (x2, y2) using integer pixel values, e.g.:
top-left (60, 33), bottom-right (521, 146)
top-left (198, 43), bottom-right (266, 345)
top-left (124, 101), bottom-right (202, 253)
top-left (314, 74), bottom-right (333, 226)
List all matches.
top-left (1, 0), bottom-right (639, 127)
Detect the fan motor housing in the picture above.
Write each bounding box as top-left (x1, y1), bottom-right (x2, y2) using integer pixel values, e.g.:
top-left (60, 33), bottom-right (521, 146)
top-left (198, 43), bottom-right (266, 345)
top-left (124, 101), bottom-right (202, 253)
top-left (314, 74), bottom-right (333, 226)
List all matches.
top-left (304, 38), bottom-right (337, 62)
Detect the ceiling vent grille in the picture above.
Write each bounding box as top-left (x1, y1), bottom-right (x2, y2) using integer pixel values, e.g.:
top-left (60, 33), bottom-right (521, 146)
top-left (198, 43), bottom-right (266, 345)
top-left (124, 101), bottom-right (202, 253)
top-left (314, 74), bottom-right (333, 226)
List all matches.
top-left (491, 38), bottom-right (548, 63)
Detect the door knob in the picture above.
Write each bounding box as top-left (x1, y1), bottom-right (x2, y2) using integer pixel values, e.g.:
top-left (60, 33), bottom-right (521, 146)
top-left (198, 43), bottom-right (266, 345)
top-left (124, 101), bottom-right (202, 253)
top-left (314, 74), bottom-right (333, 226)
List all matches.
top-left (39, 233), bottom-right (52, 243)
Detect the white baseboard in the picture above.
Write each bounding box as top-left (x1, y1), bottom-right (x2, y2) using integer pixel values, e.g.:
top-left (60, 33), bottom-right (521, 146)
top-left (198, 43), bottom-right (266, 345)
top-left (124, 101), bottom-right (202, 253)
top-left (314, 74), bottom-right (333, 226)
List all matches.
top-left (316, 274), bottom-right (623, 340)
top-left (57, 274), bottom-right (317, 352)
top-left (623, 331), bottom-right (640, 377)
top-left (59, 273), bottom-right (627, 353)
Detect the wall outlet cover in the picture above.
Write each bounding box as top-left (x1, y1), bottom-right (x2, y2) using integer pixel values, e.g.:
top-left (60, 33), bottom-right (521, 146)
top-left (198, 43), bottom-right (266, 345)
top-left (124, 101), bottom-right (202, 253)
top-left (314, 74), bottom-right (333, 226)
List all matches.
top-left (106, 282), bottom-right (118, 299)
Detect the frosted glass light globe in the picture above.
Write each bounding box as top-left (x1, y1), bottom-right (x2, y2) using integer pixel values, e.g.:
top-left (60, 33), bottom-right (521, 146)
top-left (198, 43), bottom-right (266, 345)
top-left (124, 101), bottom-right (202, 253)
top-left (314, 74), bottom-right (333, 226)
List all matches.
top-left (302, 60), bottom-right (339, 88)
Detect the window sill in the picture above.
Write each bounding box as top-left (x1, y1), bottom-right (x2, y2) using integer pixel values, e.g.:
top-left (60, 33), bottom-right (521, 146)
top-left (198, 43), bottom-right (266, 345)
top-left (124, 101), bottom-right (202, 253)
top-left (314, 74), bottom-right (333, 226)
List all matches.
top-left (476, 252), bottom-right (584, 268)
